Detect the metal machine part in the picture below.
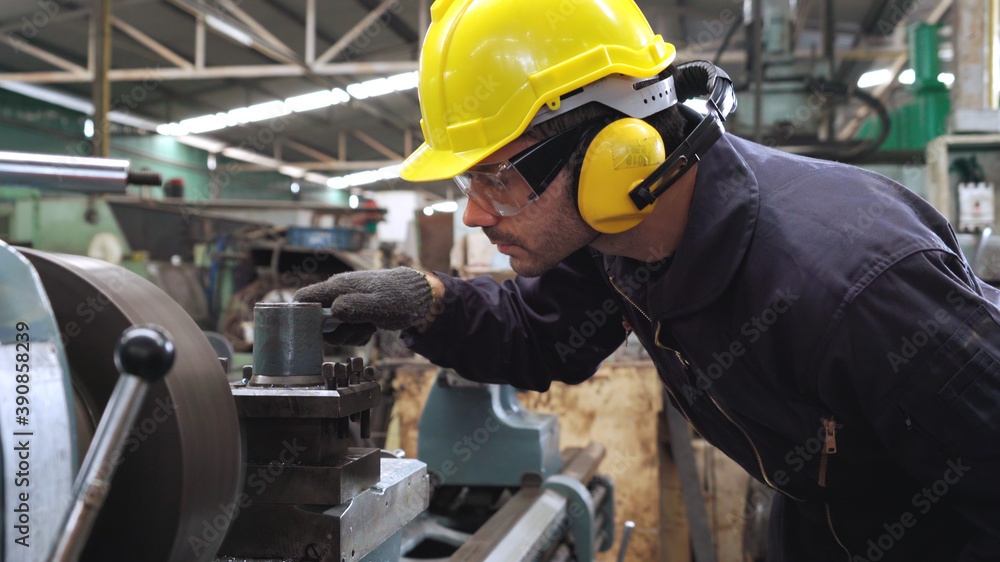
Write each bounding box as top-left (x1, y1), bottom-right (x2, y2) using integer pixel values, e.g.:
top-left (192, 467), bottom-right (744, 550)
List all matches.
top-left (249, 302), bottom-right (329, 386)
top-left (0, 151), bottom-right (161, 193)
top-left (2, 245), bottom-right (242, 561)
top-left (51, 325), bottom-right (177, 562)
top-left (418, 371), bottom-right (562, 487)
top-left (403, 375), bottom-right (615, 561)
top-left (402, 443), bottom-right (615, 562)
top-left (219, 302), bottom-right (429, 561)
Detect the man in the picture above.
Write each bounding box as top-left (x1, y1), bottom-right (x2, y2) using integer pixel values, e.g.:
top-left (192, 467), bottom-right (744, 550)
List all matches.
top-left (294, 0), bottom-right (1000, 559)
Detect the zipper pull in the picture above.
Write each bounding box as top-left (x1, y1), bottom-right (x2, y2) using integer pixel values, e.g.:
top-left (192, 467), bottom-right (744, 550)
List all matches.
top-left (622, 318), bottom-right (633, 347)
top-left (675, 351), bottom-right (690, 369)
top-left (823, 417), bottom-right (837, 454)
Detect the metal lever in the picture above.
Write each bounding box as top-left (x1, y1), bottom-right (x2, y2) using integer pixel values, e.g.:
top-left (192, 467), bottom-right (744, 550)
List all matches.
top-left (49, 324), bottom-right (175, 561)
top-left (616, 520), bottom-right (636, 562)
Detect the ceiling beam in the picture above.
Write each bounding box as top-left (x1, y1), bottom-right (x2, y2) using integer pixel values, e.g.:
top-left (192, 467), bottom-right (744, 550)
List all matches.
top-left (352, 129), bottom-right (403, 159)
top-left (217, 0), bottom-right (297, 57)
top-left (3, 34), bottom-right (87, 73)
top-left (354, 0), bottom-right (419, 44)
top-left (165, 0), bottom-right (302, 66)
top-left (0, 60), bottom-right (418, 82)
top-left (282, 138), bottom-right (338, 162)
top-left (315, 0), bottom-right (397, 65)
top-left (112, 16), bottom-right (193, 69)
top-left (228, 159), bottom-right (400, 172)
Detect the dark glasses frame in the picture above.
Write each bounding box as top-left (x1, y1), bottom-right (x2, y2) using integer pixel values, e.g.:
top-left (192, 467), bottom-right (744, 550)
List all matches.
top-left (464, 117), bottom-right (602, 198)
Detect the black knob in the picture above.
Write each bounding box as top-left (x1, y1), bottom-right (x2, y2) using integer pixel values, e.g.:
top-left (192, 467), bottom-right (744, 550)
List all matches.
top-left (114, 324), bottom-right (176, 382)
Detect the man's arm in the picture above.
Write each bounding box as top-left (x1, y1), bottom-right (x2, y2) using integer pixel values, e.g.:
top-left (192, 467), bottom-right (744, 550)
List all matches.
top-left (401, 248), bottom-right (626, 391)
top-left (815, 248), bottom-right (1000, 558)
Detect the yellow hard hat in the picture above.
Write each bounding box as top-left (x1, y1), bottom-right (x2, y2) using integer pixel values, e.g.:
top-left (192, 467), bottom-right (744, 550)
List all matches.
top-left (400, 0), bottom-right (676, 182)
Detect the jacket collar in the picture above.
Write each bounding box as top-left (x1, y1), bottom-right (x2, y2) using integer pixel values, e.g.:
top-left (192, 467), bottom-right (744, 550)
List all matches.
top-left (604, 133), bottom-right (760, 322)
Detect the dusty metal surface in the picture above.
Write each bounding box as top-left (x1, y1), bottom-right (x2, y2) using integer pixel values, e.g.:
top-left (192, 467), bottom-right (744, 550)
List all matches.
top-left (217, 457), bottom-right (429, 561)
top-left (21, 249), bottom-right (242, 562)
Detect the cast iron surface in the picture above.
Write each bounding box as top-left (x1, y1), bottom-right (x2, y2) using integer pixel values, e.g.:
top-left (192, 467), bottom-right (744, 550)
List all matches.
top-left (21, 249), bottom-right (242, 562)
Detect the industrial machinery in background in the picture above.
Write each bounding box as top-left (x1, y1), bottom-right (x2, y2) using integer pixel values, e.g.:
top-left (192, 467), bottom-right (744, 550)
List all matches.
top-left (0, 150), bottom-right (389, 371)
top-left (400, 372), bottom-right (620, 561)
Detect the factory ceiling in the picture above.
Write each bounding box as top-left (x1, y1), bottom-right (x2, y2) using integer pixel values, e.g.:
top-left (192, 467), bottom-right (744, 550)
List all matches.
top-left (0, 0), bottom-right (952, 199)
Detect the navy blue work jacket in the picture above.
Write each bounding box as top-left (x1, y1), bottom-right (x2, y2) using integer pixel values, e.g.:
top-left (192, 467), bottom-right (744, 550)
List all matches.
top-left (403, 134), bottom-right (1000, 561)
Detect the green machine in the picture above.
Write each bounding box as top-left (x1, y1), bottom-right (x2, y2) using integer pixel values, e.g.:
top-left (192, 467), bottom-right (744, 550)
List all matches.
top-left (857, 23), bottom-right (952, 151)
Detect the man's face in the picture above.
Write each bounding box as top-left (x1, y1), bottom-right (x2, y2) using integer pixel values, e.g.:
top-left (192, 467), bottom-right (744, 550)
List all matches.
top-left (461, 137), bottom-right (598, 277)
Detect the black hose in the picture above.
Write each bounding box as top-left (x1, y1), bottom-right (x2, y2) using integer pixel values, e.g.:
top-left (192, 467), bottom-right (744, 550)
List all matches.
top-left (805, 79), bottom-right (892, 161)
top-left (730, 78), bottom-right (893, 162)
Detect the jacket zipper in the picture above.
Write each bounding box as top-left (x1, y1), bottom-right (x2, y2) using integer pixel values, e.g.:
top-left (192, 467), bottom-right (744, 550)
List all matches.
top-left (609, 276), bottom-right (685, 414)
top-left (608, 277), bottom-right (802, 501)
top-left (706, 393), bottom-right (803, 501)
top-left (818, 417), bottom-right (837, 488)
top-left (826, 503), bottom-right (852, 561)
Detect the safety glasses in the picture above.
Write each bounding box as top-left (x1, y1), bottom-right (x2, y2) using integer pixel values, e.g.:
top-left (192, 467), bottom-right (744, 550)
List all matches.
top-left (454, 119), bottom-right (599, 217)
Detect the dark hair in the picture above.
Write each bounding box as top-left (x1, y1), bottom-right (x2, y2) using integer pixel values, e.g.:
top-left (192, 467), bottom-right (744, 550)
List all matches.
top-left (522, 66), bottom-right (688, 197)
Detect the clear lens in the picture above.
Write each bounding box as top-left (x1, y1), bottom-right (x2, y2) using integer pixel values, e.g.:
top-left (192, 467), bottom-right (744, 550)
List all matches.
top-left (454, 163), bottom-right (538, 216)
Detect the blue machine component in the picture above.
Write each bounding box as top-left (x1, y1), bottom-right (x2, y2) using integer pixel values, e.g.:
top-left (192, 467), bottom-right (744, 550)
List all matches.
top-left (417, 371), bottom-right (561, 487)
top-left (287, 226), bottom-right (365, 251)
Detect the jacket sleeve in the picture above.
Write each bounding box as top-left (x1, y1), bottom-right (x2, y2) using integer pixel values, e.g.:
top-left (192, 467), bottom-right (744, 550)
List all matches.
top-left (815, 248), bottom-right (1000, 559)
top-left (399, 248), bottom-right (625, 391)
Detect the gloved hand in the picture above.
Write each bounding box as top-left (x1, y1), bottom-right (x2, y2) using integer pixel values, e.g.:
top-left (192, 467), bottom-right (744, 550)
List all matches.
top-left (294, 267), bottom-right (435, 345)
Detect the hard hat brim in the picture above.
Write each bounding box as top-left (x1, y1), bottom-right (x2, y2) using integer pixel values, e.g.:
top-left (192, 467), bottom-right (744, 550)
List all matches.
top-left (399, 141), bottom-right (494, 182)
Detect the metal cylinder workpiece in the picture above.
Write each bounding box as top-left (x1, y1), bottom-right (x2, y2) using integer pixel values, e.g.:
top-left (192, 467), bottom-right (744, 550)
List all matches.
top-left (250, 302), bottom-right (326, 385)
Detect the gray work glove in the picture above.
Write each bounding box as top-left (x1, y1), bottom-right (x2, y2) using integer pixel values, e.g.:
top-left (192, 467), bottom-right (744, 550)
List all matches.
top-left (294, 268), bottom-right (434, 345)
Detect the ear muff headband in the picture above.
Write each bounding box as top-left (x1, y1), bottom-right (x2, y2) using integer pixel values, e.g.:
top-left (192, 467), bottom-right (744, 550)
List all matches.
top-left (629, 64), bottom-right (737, 210)
top-left (575, 62), bottom-right (737, 233)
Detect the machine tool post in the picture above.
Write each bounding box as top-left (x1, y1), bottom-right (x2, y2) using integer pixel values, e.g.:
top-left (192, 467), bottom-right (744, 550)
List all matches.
top-left (49, 325), bottom-right (175, 562)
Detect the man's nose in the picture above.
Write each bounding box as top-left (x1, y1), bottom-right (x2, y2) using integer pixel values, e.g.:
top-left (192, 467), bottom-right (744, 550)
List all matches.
top-left (463, 198), bottom-right (501, 228)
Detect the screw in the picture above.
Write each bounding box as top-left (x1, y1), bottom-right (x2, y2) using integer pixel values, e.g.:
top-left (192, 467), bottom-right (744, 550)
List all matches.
top-left (334, 363), bottom-right (348, 388)
top-left (322, 362), bottom-right (337, 390)
top-left (360, 409), bottom-right (371, 439)
top-left (363, 366), bottom-right (376, 383)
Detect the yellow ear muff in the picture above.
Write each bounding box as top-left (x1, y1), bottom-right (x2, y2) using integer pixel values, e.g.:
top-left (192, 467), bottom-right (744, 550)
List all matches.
top-left (578, 118), bottom-right (667, 234)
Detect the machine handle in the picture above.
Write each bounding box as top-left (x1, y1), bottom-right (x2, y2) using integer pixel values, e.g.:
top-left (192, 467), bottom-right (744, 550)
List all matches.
top-left (114, 324), bottom-right (176, 382)
top-left (616, 520), bottom-right (636, 562)
top-left (49, 324), bottom-right (174, 561)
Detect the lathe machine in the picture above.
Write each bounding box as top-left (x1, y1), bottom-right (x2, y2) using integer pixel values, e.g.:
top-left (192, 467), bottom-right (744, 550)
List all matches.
top-left (0, 152), bottom-right (619, 561)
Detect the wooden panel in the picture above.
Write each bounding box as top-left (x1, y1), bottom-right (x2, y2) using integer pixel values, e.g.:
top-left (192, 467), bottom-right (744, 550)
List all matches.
top-left (517, 363), bottom-right (663, 562)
